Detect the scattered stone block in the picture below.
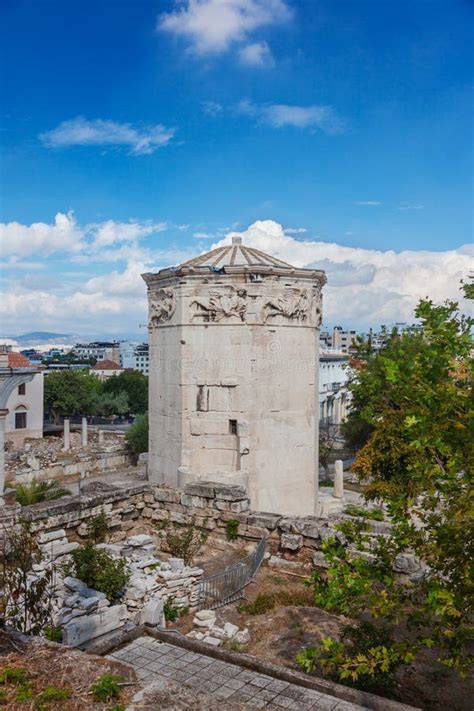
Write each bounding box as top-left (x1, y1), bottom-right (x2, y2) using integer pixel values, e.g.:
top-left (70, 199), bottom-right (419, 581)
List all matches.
top-left (223, 622), bottom-right (239, 639)
top-left (64, 576), bottom-right (87, 592)
top-left (37, 528), bottom-right (66, 544)
top-left (140, 598), bottom-right (164, 627)
top-left (234, 628), bottom-right (250, 644)
top-left (203, 635), bottom-right (222, 647)
top-left (280, 533), bottom-right (303, 551)
top-left (62, 604), bottom-right (127, 647)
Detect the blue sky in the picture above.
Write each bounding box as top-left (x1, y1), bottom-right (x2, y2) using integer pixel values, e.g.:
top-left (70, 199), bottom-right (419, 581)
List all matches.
top-left (0, 0), bottom-right (472, 338)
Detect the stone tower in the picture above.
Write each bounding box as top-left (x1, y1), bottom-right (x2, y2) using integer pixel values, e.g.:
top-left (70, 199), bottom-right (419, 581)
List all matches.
top-left (142, 237), bottom-right (326, 516)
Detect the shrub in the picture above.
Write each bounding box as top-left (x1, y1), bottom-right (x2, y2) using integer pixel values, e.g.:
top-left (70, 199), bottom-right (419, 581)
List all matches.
top-left (163, 600), bottom-right (179, 622)
top-left (226, 519), bottom-right (240, 541)
top-left (296, 622), bottom-right (406, 696)
top-left (88, 510), bottom-right (110, 544)
top-left (0, 519), bottom-right (55, 635)
top-left (164, 518), bottom-right (207, 565)
top-left (12, 478), bottom-right (71, 506)
top-left (62, 543), bottom-right (129, 602)
top-left (42, 625), bottom-right (63, 643)
top-left (125, 414), bottom-right (148, 457)
top-left (90, 674), bottom-right (122, 703)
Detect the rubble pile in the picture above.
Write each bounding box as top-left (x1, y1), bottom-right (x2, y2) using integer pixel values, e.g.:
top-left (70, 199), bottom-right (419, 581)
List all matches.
top-left (187, 609), bottom-right (250, 647)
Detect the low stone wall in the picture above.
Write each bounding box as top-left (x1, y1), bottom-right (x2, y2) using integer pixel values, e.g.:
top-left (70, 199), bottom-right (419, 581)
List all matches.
top-left (0, 479), bottom-right (398, 568)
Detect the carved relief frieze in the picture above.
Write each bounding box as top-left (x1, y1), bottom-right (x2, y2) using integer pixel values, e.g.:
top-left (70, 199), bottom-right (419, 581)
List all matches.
top-left (190, 286), bottom-right (248, 322)
top-left (262, 286), bottom-right (322, 326)
top-left (149, 287), bottom-right (176, 327)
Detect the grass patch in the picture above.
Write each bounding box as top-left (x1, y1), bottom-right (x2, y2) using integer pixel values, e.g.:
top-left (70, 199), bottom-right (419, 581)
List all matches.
top-left (344, 504), bottom-right (384, 521)
top-left (238, 588), bottom-right (314, 616)
top-left (90, 674), bottom-right (123, 703)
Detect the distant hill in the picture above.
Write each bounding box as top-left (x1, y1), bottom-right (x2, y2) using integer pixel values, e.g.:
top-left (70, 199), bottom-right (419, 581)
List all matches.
top-left (12, 332), bottom-right (72, 345)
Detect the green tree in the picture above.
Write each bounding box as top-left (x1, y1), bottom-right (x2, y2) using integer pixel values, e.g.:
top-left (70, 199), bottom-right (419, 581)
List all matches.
top-left (298, 289), bottom-right (473, 689)
top-left (103, 370), bottom-right (148, 414)
top-left (44, 370), bottom-right (102, 423)
top-left (95, 391), bottom-right (129, 418)
top-left (125, 414), bottom-right (148, 457)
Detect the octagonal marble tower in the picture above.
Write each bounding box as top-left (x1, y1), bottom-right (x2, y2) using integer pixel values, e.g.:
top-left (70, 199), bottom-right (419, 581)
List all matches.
top-left (142, 237), bottom-right (326, 516)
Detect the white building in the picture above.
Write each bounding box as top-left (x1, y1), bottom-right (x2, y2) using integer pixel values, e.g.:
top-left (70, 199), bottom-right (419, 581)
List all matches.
top-left (0, 347), bottom-right (44, 446)
top-left (73, 341), bottom-right (120, 362)
top-left (120, 341), bottom-right (149, 375)
top-left (319, 350), bottom-right (351, 426)
top-left (91, 359), bottom-right (124, 382)
top-left (143, 236), bottom-right (326, 517)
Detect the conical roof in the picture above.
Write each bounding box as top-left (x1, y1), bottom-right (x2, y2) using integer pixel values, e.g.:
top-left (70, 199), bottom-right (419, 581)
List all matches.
top-left (143, 235), bottom-right (326, 283)
top-left (179, 236), bottom-right (294, 270)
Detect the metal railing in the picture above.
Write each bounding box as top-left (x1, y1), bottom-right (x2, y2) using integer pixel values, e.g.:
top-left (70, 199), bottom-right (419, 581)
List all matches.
top-left (197, 537), bottom-right (267, 610)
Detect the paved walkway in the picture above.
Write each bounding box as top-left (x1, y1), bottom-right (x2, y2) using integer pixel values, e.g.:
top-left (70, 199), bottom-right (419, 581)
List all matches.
top-left (108, 636), bottom-right (367, 710)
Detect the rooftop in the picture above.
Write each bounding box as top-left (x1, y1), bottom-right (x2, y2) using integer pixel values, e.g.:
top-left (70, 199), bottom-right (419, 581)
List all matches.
top-left (91, 359), bottom-right (122, 370)
top-left (143, 235), bottom-right (326, 283)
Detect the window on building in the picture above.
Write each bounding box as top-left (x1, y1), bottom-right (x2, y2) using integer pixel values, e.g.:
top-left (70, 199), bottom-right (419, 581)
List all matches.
top-left (15, 411), bottom-right (27, 429)
top-left (18, 383), bottom-right (26, 395)
top-left (229, 419), bottom-right (238, 435)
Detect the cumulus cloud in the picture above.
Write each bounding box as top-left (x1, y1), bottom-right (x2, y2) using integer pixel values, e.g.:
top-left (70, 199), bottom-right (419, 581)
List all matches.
top-left (202, 100), bottom-right (223, 116)
top-left (213, 220), bottom-right (471, 327)
top-left (0, 212), bottom-right (84, 257)
top-left (238, 40), bottom-right (274, 66)
top-left (91, 220), bottom-right (167, 248)
top-left (237, 100), bottom-right (345, 133)
top-left (40, 117), bottom-right (175, 155)
top-left (0, 213), bottom-right (167, 259)
top-left (158, 0), bottom-right (291, 55)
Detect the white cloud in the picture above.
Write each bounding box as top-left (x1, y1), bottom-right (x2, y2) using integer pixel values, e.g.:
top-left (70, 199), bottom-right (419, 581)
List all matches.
top-left (285, 227), bottom-right (307, 234)
top-left (238, 40), bottom-right (274, 67)
top-left (158, 0), bottom-right (291, 55)
top-left (0, 213), bottom-right (168, 259)
top-left (354, 200), bottom-right (382, 206)
top-left (40, 117), bottom-right (175, 155)
top-left (202, 101), bottom-right (223, 116)
top-left (91, 220), bottom-right (167, 248)
top-left (214, 220), bottom-right (472, 328)
top-left (237, 100), bottom-right (345, 133)
top-left (0, 212), bottom-right (83, 257)
top-left (193, 231), bottom-right (213, 239)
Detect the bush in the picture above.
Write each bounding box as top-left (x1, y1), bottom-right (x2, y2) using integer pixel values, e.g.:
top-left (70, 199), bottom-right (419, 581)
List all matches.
top-left (163, 518), bottom-right (207, 565)
top-left (296, 622), bottom-right (405, 697)
top-left (88, 510), bottom-right (110, 544)
top-left (42, 625), bottom-right (62, 643)
top-left (126, 414), bottom-right (148, 457)
top-left (226, 520), bottom-right (240, 541)
top-left (163, 600), bottom-right (179, 622)
top-left (90, 674), bottom-right (122, 703)
top-left (12, 478), bottom-right (71, 506)
top-left (62, 543), bottom-right (129, 602)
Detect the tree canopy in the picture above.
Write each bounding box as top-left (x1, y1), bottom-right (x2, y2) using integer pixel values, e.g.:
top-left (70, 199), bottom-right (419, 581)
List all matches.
top-left (103, 370), bottom-right (148, 414)
top-left (298, 287), bottom-right (473, 692)
top-left (44, 370), bottom-right (101, 423)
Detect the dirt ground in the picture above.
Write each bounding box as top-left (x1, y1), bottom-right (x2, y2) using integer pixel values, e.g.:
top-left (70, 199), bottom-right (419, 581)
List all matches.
top-left (174, 562), bottom-right (473, 711)
top-left (0, 630), bottom-right (136, 709)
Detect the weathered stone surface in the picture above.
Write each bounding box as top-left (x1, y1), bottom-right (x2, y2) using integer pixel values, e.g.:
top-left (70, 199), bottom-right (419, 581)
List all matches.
top-left (213, 484), bottom-right (247, 502)
top-left (230, 500), bottom-right (249, 513)
top-left (64, 576), bottom-right (87, 592)
top-left (202, 635), bottom-right (222, 647)
top-left (279, 517), bottom-right (320, 539)
top-left (62, 604), bottom-right (127, 647)
top-left (223, 622), bottom-right (239, 639)
top-left (393, 553), bottom-right (421, 574)
top-left (247, 512), bottom-right (282, 530)
top-left (153, 488), bottom-right (181, 504)
top-left (37, 528), bottom-right (66, 544)
top-left (183, 482), bottom-right (215, 499)
top-left (280, 533), bottom-right (303, 551)
top-left (234, 628), bottom-right (250, 644)
top-left (180, 494), bottom-right (208, 508)
top-left (140, 598), bottom-right (164, 627)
